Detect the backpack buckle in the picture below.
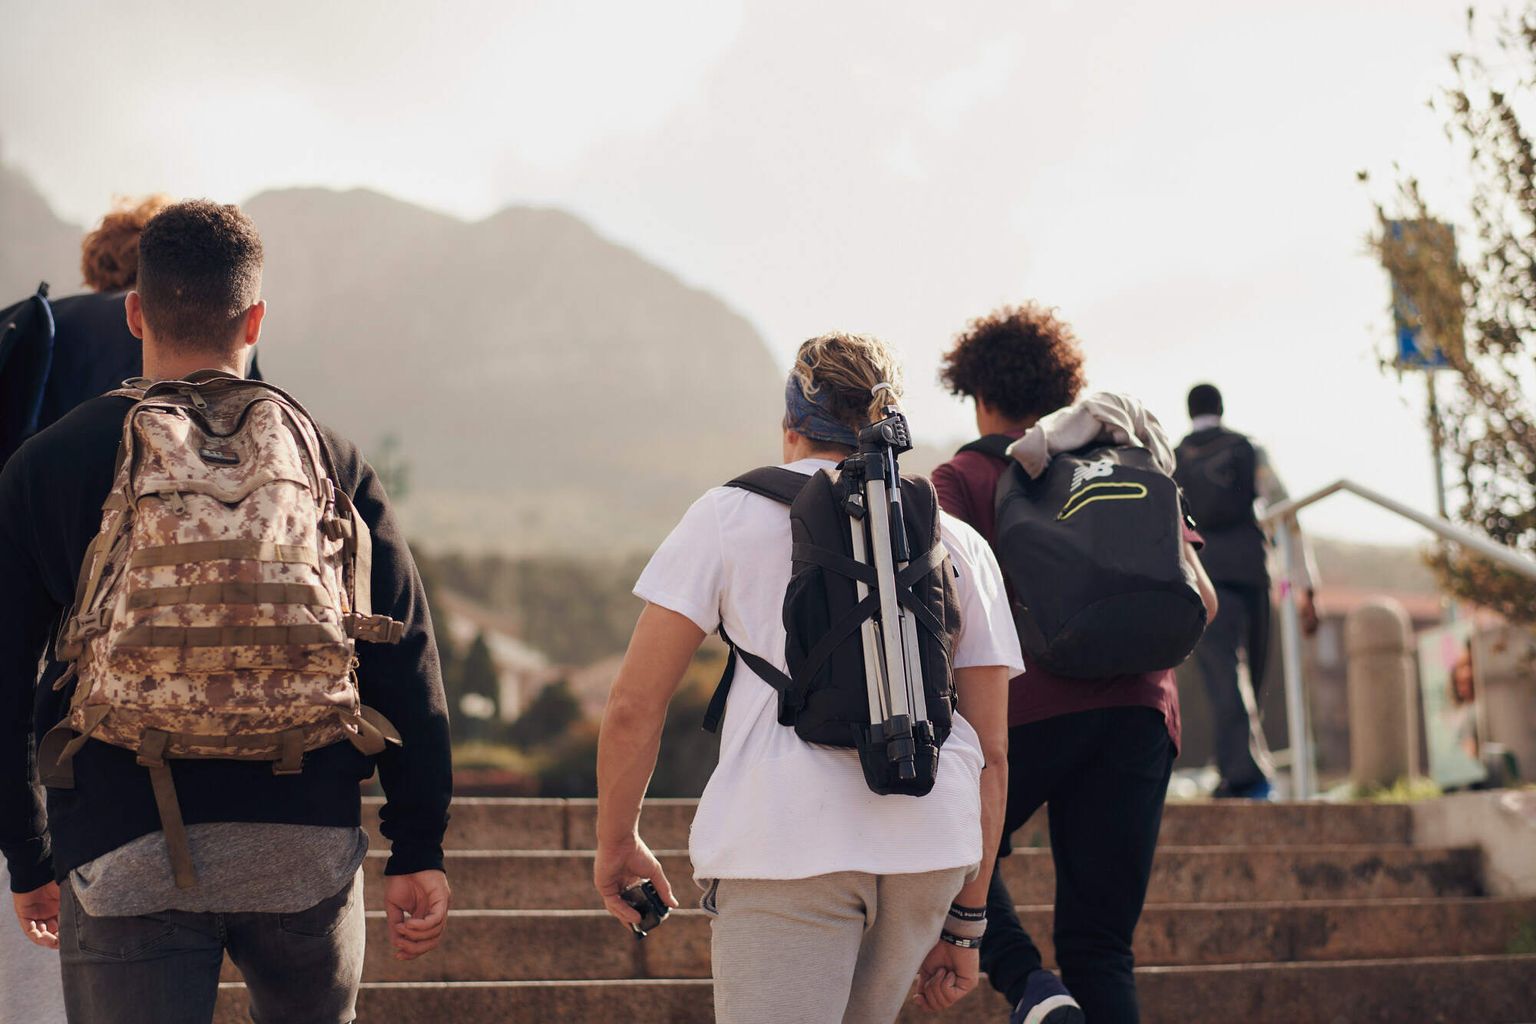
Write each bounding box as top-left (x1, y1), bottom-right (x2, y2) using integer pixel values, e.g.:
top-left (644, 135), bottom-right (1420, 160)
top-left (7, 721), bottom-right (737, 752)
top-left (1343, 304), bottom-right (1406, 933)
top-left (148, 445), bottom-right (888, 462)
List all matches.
top-left (344, 613), bottom-right (405, 644)
top-left (72, 607), bottom-right (112, 638)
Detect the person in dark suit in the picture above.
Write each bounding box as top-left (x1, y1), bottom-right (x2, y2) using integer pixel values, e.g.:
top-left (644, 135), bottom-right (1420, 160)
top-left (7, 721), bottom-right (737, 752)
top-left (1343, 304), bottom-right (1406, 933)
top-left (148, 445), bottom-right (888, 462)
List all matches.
top-left (1174, 383), bottom-right (1318, 800)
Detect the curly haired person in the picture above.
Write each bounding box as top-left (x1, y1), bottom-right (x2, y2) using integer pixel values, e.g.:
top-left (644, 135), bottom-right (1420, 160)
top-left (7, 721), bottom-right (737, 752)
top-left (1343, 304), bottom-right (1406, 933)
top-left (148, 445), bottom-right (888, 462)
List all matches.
top-left (933, 304), bottom-right (1215, 1024)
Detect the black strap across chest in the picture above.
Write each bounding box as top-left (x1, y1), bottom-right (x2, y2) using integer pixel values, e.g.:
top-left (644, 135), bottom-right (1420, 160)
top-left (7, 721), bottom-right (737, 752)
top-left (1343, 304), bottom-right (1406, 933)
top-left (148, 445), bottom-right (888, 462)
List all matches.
top-left (701, 469), bottom-right (810, 733)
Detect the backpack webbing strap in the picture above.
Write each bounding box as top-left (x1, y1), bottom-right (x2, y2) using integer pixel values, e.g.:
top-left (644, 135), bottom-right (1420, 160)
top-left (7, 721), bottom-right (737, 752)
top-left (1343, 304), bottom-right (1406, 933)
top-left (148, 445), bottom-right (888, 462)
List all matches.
top-left (893, 542), bottom-right (955, 660)
top-left (703, 625), bottom-right (794, 734)
top-left (792, 591), bottom-right (881, 697)
top-left (275, 728), bottom-right (306, 775)
top-left (137, 730), bottom-right (198, 890)
top-left (958, 434), bottom-right (1014, 461)
top-left (724, 467), bottom-right (812, 506)
top-left (701, 469), bottom-right (814, 733)
top-left (334, 490), bottom-right (404, 642)
top-left (337, 491), bottom-right (374, 617)
top-left (125, 582), bottom-right (331, 610)
top-left (790, 542), bottom-right (878, 586)
top-left (128, 540), bottom-right (318, 568)
top-left (116, 623), bottom-right (346, 648)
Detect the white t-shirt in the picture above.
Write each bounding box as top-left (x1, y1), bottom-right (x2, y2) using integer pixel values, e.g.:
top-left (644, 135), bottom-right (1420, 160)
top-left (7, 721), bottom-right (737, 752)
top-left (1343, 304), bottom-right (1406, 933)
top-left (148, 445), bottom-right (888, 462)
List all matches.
top-left (634, 458), bottom-right (1024, 882)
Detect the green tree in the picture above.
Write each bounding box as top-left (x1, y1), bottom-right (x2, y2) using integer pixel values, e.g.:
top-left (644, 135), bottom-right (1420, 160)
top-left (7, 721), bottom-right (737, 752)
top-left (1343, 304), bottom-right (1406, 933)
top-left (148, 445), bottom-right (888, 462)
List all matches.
top-left (416, 556), bottom-right (461, 716)
top-left (648, 649), bottom-right (725, 797)
top-left (457, 632), bottom-right (501, 740)
top-left (1372, 4), bottom-right (1536, 624)
top-left (505, 680), bottom-right (582, 750)
top-left (536, 722), bottom-right (600, 797)
top-left (371, 433), bottom-right (412, 503)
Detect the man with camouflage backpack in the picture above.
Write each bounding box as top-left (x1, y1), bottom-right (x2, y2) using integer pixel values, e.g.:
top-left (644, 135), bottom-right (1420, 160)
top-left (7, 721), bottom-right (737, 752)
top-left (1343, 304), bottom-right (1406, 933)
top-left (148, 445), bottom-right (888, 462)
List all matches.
top-left (0, 200), bottom-right (453, 1024)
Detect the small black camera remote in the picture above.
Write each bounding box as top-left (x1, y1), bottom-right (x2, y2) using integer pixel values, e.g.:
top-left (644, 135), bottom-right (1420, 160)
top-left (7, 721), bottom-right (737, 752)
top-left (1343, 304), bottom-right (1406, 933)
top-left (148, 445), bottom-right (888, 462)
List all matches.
top-left (619, 879), bottom-right (670, 938)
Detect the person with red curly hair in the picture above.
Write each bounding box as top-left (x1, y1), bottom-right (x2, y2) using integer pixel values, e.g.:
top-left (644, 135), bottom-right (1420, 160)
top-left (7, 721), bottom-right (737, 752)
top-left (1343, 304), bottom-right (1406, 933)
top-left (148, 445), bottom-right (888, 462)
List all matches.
top-left (932, 304), bottom-right (1212, 1024)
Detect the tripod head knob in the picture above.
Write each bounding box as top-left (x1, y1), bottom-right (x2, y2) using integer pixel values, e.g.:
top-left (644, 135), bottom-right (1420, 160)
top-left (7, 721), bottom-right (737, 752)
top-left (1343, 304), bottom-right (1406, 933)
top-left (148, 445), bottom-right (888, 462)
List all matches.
top-left (857, 408), bottom-right (912, 456)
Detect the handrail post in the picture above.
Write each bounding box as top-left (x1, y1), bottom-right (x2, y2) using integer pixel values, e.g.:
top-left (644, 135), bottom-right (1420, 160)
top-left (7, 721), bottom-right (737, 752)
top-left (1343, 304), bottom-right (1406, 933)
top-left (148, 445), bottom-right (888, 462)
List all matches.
top-left (1275, 517), bottom-right (1314, 800)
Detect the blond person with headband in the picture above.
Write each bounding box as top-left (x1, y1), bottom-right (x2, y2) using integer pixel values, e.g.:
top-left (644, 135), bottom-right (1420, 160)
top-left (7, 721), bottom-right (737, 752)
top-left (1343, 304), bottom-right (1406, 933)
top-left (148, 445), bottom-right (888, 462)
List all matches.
top-left (594, 333), bottom-right (1020, 1024)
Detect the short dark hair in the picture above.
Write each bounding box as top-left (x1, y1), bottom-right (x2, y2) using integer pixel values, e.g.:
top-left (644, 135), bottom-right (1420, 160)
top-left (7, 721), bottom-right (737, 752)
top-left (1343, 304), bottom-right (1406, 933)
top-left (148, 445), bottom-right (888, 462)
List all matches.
top-left (939, 303), bottom-right (1086, 422)
top-left (137, 200), bottom-right (263, 351)
top-left (1188, 383), bottom-right (1224, 418)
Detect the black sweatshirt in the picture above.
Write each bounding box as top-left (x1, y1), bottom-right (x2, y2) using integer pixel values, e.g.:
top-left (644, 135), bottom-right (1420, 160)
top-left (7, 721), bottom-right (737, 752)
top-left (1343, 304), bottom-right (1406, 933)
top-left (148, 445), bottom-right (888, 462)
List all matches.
top-left (0, 394), bottom-right (452, 893)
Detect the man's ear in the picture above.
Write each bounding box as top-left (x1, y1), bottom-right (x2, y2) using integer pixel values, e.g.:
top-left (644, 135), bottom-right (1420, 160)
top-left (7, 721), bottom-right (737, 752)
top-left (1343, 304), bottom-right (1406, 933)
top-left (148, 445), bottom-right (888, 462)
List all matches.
top-left (782, 425), bottom-right (803, 462)
top-left (241, 300), bottom-right (266, 348)
top-left (125, 292), bottom-right (145, 340)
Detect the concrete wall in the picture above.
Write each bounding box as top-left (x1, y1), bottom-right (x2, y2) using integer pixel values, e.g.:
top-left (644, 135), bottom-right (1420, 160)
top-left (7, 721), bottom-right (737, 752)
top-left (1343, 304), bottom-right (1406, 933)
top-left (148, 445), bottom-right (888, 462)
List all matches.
top-left (1412, 790), bottom-right (1536, 897)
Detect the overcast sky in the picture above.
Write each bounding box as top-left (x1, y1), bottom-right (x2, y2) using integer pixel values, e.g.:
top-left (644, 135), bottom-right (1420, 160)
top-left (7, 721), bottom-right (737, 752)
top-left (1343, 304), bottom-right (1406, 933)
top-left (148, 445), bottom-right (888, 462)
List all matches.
top-left (0, 0), bottom-right (1505, 543)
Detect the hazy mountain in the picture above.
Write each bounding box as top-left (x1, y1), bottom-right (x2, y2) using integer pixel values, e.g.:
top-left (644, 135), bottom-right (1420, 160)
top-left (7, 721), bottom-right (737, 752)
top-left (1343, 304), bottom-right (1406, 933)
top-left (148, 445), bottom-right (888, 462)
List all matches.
top-left (242, 187), bottom-right (785, 551)
top-left (0, 159), bottom-right (78, 299)
top-left (0, 166), bottom-right (787, 551)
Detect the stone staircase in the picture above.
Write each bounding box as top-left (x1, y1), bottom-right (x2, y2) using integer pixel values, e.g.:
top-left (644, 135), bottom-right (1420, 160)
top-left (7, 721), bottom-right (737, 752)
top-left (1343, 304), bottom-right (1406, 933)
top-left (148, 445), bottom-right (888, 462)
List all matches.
top-left (215, 797), bottom-right (1536, 1023)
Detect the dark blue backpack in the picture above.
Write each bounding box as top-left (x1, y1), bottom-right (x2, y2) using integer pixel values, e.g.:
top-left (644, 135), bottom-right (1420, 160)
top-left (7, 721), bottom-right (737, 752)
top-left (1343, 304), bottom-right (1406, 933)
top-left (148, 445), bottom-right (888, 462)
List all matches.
top-left (0, 282), bottom-right (56, 467)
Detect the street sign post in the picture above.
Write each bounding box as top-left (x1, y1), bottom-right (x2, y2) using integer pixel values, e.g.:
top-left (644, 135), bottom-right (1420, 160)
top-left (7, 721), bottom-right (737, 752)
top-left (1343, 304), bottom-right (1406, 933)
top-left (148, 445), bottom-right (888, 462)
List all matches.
top-left (1382, 217), bottom-right (1462, 621)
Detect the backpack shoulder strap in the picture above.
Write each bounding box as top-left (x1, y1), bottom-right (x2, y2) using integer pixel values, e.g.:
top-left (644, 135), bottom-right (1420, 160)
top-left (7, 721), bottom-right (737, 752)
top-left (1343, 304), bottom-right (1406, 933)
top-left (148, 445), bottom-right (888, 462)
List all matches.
top-left (704, 468), bottom-right (814, 731)
top-left (703, 623), bottom-right (793, 734)
top-left (958, 434), bottom-right (1014, 461)
top-left (724, 466), bottom-right (812, 505)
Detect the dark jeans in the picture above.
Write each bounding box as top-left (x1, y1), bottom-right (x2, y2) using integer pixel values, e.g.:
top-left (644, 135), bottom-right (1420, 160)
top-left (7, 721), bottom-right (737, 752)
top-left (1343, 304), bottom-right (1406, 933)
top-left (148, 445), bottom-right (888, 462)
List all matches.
top-left (1193, 583), bottom-right (1272, 791)
top-left (59, 874), bottom-right (364, 1024)
top-left (981, 707), bottom-right (1174, 1024)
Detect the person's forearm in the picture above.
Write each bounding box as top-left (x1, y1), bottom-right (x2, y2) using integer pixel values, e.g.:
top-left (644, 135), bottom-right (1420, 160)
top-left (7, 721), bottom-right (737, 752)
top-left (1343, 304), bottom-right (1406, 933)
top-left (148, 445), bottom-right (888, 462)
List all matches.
top-left (954, 757), bottom-right (1006, 907)
top-left (594, 604), bottom-right (706, 848)
top-left (949, 664), bottom-right (1010, 909)
top-left (595, 693), bottom-right (669, 848)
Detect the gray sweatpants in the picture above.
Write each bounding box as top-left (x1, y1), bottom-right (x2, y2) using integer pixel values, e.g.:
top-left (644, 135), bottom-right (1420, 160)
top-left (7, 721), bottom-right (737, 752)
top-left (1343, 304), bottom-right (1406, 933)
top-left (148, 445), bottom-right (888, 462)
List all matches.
top-left (705, 867), bottom-right (969, 1024)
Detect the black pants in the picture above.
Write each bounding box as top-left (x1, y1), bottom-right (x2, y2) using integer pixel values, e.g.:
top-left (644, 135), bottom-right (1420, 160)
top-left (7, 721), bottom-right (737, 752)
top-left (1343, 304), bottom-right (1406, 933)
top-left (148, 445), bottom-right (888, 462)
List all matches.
top-left (981, 707), bottom-right (1174, 1024)
top-left (59, 875), bottom-right (364, 1024)
top-left (1193, 583), bottom-right (1272, 791)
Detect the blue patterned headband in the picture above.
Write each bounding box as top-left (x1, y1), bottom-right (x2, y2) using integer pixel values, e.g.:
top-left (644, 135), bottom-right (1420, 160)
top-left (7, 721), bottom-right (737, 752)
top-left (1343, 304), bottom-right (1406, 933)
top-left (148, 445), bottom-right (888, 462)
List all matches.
top-left (784, 371), bottom-right (859, 449)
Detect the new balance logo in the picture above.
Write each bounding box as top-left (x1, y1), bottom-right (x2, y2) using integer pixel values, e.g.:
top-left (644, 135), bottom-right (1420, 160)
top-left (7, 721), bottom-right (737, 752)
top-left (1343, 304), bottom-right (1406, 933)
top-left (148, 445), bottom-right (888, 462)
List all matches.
top-left (1070, 456), bottom-right (1115, 491)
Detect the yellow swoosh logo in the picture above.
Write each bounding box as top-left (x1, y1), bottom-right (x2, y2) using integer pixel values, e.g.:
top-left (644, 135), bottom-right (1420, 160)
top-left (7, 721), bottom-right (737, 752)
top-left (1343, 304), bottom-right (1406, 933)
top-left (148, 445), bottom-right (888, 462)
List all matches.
top-left (1058, 481), bottom-right (1148, 521)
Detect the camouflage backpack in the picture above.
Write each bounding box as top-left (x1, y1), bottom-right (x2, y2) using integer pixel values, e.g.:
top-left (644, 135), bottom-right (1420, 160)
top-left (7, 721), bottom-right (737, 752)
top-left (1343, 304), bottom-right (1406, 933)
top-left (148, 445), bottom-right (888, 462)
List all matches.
top-left (42, 372), bottom-right (404, 888)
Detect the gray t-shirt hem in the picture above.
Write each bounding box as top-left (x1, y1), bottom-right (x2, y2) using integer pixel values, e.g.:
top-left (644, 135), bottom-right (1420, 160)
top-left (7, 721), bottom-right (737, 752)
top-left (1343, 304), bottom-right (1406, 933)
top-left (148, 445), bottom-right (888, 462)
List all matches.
top-left (69, 822), bottom-right (368, 917)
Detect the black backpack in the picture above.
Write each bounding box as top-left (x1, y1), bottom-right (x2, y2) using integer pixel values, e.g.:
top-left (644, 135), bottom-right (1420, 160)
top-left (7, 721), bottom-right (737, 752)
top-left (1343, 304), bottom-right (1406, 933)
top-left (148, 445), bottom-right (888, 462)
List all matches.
top-left (702, 465), bottom-right (961, 797)
top-left (0, 282), bottom-right (56, 467)
top-left (1173, 428), bottom-right (1258, 531)
top-left (962, 435), bottom-right (1206, 679)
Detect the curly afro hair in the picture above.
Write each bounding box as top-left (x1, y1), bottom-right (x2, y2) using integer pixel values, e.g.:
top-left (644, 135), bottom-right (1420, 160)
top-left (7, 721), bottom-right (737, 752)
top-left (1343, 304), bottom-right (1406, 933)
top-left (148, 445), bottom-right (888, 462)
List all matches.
top-left (80, 194), bottom-right (172, 292)
top-left (939, 303), bottom-right (1086, 422)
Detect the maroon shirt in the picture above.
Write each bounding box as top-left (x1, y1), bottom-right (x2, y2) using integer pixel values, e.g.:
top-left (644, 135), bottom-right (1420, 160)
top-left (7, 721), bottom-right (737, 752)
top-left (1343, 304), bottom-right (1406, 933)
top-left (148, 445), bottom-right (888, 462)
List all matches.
top-left (932, 445), bottom-right (1182, 752)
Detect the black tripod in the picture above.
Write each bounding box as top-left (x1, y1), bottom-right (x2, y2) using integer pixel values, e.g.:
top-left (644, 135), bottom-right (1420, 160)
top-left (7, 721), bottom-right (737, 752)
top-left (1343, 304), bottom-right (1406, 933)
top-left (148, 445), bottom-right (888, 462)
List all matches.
top-left (841, 402), bottom-right (938, 790)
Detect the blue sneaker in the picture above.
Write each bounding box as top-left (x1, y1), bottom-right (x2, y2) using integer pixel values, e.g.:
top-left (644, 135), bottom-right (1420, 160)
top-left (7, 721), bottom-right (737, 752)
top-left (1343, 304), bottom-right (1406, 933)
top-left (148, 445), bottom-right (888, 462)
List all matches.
top-left (1010, 969), bottom-right (1084, 1024)
top-left (1231, 779), bottom-right (1274, 801)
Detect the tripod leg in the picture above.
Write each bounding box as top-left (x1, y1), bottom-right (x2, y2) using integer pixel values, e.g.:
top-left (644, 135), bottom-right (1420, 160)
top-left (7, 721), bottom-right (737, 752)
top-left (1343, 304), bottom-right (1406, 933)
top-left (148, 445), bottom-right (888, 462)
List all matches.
top-left (849, 514), bottom-right (888, 724)
top-left (864, 477), bottom-right (913, 723)
top-left (897, 598), bottom-right (928, 724)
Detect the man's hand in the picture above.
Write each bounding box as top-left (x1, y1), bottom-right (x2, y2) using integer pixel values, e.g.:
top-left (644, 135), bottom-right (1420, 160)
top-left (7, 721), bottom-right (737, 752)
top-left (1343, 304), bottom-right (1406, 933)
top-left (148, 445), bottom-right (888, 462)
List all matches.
top-left (594, 834), bottom-right (678, 928)
top-left (1300, 589), bottom-right (1320, 637)
top-left (13, 882), bottom-right (60, 950)
top-left (383, 870), bottom-right (450, 961)
top-left (912, 939), bottom-right (979, 1011)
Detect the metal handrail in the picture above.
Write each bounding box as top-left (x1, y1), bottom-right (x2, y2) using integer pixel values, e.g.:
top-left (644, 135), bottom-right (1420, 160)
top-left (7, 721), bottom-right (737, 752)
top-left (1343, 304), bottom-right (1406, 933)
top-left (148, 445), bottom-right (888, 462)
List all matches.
top-left (1257, 478), bottom-right (1536, 799)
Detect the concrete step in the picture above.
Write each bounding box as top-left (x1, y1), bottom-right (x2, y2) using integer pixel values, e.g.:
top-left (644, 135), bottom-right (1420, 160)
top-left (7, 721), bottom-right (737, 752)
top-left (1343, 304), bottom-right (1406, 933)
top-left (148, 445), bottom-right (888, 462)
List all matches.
top-left (218, 896), bottom-right (1536, 982)
top-left (359, 844), bottom-right (1482, 910)
top-left (365, 797), bottom-right (1415, 851)
top-left (214, 954), bottom-right (1536, 1023)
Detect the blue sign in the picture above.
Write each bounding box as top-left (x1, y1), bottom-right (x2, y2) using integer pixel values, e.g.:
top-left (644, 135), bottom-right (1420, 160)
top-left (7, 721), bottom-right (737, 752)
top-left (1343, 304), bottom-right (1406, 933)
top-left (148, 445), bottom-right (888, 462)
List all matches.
top-left (1395, 301), bottom-right (1450, 369)
top-left (1387, 219), bottom-right (1456, 371)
